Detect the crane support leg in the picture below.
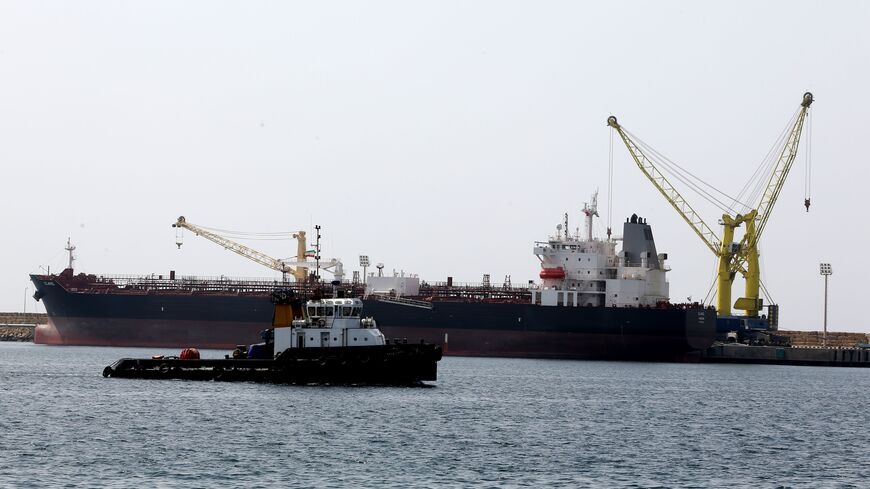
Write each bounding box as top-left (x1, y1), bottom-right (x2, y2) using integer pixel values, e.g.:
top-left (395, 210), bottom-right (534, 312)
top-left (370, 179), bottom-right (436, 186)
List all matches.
top-left (716, 219), bottom-right (737, 316)
top-left (735, 218), bottom-right (761, 317)
top-left (293, 231), bottom-right (308, 282)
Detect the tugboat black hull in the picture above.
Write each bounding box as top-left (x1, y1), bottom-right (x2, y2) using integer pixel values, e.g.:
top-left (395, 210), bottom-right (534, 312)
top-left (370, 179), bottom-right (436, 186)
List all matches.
top-left (103, 343), bottom-right (443, 385)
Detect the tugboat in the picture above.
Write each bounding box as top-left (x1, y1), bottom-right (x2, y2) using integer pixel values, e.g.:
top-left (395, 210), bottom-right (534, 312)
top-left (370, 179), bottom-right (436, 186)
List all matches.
top-left (103, 290), bottom-right (442, 385)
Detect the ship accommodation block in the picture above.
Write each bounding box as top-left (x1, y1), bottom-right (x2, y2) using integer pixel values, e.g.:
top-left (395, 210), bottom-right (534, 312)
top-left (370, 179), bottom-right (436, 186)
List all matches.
top-left (532, 216), bottom-right (669, 308)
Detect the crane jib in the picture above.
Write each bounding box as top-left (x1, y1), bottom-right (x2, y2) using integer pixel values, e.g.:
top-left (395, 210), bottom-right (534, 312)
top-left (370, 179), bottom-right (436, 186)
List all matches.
top-left (608, 92), bottom-right (813, 318)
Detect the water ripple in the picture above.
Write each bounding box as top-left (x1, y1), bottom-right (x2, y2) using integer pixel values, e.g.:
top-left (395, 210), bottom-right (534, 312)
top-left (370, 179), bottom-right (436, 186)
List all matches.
top-left (1, 343), bottom-right (868, 488)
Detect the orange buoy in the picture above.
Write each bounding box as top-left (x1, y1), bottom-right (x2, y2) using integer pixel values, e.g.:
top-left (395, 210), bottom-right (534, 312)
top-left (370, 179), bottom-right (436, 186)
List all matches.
top-left (179, 347), bottom-right (200, 360)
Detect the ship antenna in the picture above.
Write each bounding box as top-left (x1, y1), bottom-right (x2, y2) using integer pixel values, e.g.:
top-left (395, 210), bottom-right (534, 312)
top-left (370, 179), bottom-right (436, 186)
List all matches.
top-left (65, 237), bottom-right (76, 271)
top-left (314, 225), bottom-right (322, 282)
top-left (564, 213), bottom-right (569, 240)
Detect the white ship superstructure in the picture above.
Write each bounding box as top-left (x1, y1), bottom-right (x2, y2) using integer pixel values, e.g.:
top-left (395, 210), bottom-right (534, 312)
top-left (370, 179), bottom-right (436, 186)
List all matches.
top-left (274, 298), bottom-right (386, 351)
top-left (532, 192), bottom-right (670, 308)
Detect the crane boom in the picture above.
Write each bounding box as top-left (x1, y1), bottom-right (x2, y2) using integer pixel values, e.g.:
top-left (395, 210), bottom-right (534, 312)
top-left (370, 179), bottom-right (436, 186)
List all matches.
top-left (608, 115), bottom-right (737, 314)
top-left (749, 92), bottom-right (814, 246)
top-left (173, 216), bottom-right (294, 273)
top-left (731, 92), bottom-right (813, 315)
top-left (607, 116), bottom-right (722, 255)
top-left (172, 216), bottom-right (345, 282)
top-left (608, 92), bottom-right (814, 318)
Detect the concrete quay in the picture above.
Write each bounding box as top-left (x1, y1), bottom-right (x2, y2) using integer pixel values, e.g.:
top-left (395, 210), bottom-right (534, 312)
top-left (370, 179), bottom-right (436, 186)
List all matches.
top-left (702, 343), bottom-right (870, 368)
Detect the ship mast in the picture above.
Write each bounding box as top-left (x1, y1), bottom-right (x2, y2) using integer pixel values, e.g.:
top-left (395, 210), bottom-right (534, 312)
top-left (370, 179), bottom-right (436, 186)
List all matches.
top-left (582, 191), bottom-right (599, 241)
top-left (65, 237), bottom-right (76, 271)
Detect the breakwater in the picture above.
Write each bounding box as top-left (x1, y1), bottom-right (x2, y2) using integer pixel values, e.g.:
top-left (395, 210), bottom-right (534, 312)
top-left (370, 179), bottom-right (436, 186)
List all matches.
top-left (0, 312), bottom-right (47, 324)
top-left (0, 325), bottom-right (35, 341)
top-left (0, 312), bottom-right (46, 342)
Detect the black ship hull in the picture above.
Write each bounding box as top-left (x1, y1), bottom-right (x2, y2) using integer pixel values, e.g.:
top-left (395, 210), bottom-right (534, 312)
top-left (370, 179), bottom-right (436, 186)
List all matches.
top-left (31, 274), bottom-right (715, 360)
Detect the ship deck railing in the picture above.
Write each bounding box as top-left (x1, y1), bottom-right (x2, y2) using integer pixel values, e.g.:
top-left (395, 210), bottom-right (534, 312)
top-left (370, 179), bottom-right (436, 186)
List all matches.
top-left (417, 281), bottom-right (533, 302)
top-left (367, 295), bottom-right (435, 309)
top-left (60, 273), bottom-right (367, 295)
top-left (55, 273), bottom-right (536, 300)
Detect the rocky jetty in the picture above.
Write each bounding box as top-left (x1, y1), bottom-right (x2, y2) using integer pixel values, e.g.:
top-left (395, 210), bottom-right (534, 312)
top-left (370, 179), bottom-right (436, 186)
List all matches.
top-left (0, 326), bottom-right (34, 342)
top-left (0, 312), bottom-right (45, 342)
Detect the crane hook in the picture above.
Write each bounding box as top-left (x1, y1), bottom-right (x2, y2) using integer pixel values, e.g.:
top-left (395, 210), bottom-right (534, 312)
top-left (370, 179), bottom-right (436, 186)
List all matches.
top-left (804, 198), bottom-right (811, 212)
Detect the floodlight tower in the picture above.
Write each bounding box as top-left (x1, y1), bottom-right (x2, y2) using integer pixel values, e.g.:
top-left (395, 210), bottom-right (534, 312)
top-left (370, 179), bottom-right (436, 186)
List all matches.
top-left (820, 263), bottom-right (832, 347)
top-left (359, 255), bottom-right (370, 285)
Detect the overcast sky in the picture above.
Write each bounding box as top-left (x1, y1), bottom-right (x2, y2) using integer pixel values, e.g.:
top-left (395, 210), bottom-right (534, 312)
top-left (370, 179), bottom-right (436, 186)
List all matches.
top-left (1, 1), bottom-right (868, 332)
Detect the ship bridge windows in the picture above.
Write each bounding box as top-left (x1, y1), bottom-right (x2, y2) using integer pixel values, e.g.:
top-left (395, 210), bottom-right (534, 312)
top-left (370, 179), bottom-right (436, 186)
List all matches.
top-left (342, 306), bottom-right (360, 317)
top-left (307, 306), bottom-right (324, 317)
top-left (306, 305), bottom-right (340, 318)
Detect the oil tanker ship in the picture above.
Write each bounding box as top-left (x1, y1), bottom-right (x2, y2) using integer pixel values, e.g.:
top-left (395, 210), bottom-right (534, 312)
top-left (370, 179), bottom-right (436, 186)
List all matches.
top-left (30, 200), bottom-right (716, 360)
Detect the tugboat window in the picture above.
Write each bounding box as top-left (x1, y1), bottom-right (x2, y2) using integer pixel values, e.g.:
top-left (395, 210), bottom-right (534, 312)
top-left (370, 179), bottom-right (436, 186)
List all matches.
top-left (325, 307), bottom-right (334, 317)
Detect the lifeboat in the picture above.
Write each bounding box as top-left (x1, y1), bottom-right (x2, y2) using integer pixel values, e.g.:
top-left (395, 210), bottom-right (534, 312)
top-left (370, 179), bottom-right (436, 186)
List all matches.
top-left (539, 267), bottom-right (566, 279)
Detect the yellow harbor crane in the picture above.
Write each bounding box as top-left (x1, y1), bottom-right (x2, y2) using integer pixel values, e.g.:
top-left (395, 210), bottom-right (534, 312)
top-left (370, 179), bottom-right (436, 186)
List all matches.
top-left (173, 216), bottom-right (344, 282)
top-left (607, 92), bottom-right (813, 318)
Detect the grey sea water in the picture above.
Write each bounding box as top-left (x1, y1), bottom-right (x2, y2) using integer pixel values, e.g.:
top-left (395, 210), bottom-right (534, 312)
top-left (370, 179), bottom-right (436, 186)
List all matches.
top-left (0, 342), bottom-right (868, 488)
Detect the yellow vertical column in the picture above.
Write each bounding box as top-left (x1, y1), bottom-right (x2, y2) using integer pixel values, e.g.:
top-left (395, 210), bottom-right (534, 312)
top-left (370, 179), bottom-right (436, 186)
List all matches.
top-left (739, 212), bottom-right (760, 317)
top-left (716, 215), bottom-right (738, 316)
